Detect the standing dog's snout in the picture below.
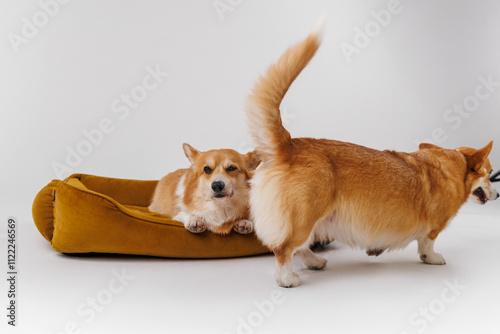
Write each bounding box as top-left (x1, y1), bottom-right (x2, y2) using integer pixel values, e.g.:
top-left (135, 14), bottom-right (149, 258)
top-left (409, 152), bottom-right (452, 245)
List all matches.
top-left (211, 181), bottom-right (225, 193)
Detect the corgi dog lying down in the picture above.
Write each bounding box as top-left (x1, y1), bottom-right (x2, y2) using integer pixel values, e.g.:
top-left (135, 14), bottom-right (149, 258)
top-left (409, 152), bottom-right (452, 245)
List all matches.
top-left (149, 144), bottom-right (260, 234)
top-left (245, 27), bottom-right (499, 287)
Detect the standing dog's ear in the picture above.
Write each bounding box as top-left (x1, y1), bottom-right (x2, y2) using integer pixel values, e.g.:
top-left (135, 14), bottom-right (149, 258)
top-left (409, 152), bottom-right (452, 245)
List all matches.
top-left (468, 141), bottom-right (493, 172)
top-left (182, 143), bottom-right (199, 165)
top-left (459, 141), bottom-right (493, 172)
top-left (245, 150), bottom-right (261, 170)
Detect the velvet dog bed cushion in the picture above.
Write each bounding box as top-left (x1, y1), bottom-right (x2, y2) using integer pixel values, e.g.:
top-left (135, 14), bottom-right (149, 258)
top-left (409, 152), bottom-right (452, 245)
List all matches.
top-left (32, 174), bottom-right (269, 258)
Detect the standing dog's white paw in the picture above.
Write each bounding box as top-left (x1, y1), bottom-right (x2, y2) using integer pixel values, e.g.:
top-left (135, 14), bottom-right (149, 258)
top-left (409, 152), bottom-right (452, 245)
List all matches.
top-left (233, 219), bottom-right (254, 234)
top-left (185, 218), bottom-right (207, 233)
top-left (418, 237), bottom-right (446, 265)
top-left (276, 272), bottom-right (300, 288)
top-left (296, 248), bottom-right (327, 270)
top-left (420, 252), bottom-right (446, 265)
top-left (304, 255), bottom-right (327, 270)
top-left (275, 264), bottom-right (301, 288)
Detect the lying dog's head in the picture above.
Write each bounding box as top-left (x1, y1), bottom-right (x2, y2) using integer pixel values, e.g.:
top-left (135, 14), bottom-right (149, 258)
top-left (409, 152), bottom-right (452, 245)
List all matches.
top-left (458, 141), bottom-right (498, 204)
top-left (182, 143), bottom-right (261, 201)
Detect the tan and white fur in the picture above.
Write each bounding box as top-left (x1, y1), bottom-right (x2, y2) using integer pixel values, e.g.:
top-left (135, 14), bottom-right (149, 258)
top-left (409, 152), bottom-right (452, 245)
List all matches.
top-left (245, 25), bottom-right (498, 287)
top-left (149, 143), bottom-right (260, 234)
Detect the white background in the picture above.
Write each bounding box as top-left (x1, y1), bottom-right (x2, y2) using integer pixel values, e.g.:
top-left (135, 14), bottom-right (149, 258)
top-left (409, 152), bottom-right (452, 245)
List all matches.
top-left (1, 1), bottom-right (500, 333)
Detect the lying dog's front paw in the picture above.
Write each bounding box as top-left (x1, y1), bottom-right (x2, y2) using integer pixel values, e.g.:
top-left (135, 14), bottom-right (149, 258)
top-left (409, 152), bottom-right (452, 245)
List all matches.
top-left (185, 219), bottom-right (207, 233)
top-left (233, 219), bottom-right (254, 234)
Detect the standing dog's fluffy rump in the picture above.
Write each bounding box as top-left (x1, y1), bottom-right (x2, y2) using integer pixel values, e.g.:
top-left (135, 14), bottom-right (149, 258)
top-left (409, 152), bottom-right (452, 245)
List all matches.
top-left (246, 24), bottom-right (498, 288)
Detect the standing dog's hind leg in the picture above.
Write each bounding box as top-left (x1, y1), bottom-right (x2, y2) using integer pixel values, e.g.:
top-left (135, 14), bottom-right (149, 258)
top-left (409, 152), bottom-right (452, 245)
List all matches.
top-left (273, 246), bottom-right (300, 288)
top-left (296, 247), bottom-right (327, 270)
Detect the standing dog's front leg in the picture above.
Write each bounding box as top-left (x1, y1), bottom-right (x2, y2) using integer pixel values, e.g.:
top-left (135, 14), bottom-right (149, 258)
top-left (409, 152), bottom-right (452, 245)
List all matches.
top-left (418, 236), bottom-right (446, 265)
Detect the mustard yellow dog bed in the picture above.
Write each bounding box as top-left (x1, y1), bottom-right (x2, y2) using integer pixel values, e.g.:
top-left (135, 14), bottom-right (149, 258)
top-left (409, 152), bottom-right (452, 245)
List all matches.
top-left (32, 174), bottom-right (270, 258)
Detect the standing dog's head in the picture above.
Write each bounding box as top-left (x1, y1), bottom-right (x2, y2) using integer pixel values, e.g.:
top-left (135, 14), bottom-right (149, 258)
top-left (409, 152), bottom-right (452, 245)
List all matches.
top-left (419, 141), bottom-right (498, 204)
top-left (182, 143), bottom-right (261, 202)
top-left (457, 141), bottom-right (498, 204)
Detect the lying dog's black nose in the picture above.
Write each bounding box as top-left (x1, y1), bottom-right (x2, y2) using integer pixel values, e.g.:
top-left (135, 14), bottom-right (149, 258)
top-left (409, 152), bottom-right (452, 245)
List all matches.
top-left (211, 181), bottom-right (225, 193)
top-left (496, 192), bottom-right (499, 200)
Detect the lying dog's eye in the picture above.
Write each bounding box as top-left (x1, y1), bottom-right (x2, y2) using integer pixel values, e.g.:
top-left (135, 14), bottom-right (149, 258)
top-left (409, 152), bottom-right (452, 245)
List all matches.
top-left (204, 166), bottom-right (213, 174)
top-left (226, 166), bottom-right (237, 172)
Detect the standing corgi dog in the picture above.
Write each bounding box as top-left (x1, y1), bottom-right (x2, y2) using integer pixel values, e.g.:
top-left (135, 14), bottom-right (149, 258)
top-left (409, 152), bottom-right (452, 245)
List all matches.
top-left (245, 27), bottom-right (498, 287)
top-left (149, 144), bottom-right (260, 235)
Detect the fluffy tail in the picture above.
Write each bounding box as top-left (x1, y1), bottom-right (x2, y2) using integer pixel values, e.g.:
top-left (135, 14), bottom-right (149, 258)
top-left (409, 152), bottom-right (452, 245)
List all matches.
top-left (245, 22), bottom-right (323, 159)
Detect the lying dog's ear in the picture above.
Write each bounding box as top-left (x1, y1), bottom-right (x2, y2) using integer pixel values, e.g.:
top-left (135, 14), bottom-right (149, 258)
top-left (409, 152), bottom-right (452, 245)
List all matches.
top-left (463, 141), bottom-right (493, 172)
top-left (182, 143), bottom-right (199, 165)
top-left (419, 143), bottom-right (443, 150)
top-left (245, 150), bottom-right (261, 170)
